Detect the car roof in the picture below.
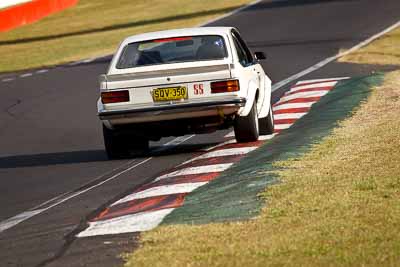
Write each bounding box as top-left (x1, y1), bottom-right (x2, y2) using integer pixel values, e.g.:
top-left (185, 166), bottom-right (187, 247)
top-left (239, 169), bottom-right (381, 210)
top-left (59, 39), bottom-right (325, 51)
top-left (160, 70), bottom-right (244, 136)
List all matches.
top-left (121, 27), bottom-right (236, 44)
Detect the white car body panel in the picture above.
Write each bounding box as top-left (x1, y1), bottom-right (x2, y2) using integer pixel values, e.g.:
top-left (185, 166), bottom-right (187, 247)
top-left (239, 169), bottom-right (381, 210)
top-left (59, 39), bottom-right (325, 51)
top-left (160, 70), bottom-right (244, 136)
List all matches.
top-left (97, 27), bottom-right (272, 139)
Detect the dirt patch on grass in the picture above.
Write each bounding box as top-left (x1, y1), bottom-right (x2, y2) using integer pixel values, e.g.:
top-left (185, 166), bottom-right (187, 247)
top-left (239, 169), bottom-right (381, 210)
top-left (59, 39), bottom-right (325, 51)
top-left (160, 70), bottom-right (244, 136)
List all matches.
top-left (124, 72), bottom-right (400, 266)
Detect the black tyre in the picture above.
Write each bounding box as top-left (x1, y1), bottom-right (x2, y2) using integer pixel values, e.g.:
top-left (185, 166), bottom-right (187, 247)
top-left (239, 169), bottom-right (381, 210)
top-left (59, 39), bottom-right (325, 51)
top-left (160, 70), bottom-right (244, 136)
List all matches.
top-left (128, 137), bottom-right (149, 157)
top-left (103, 125), bottom-right (149, 159)
top-left (259, 104), bottom-right (274, 135)
top-left (234, 100), bottom-right (259, 143)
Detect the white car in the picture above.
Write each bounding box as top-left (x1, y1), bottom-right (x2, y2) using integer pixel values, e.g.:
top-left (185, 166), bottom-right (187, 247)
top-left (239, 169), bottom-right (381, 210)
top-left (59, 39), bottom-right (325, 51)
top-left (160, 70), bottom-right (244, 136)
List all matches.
top-left (98, 27), bottom-right (274, 158)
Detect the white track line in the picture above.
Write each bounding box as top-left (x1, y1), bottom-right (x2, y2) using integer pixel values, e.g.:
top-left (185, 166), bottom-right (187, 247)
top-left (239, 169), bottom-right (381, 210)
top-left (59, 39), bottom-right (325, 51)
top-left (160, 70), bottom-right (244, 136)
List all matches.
top-left (67, 58), bottom-right (95, 66)
top-left (36, 69), bottom-right (49, 74)
top-left (68, 61), bottom-right (82, 66)
top-left (1, 78), bottom-right (15, 82)
top-left (159, 135), bottom-right (195, 148)
top-left (82, 58), bottom-right (95, 63)
top-left (273, 102), bottom-right (314, 111)
top-left (0, 158), bottom-right (151, 233)
top-left (272, 20), bottom-right (400, 92)
top-left (155, 163), bottom-right (233, 181)
top-left (296, 77), bottom-right (350, 85)
top-left (19, 73), bottom-right (33, 78)
top-left (0, 136), bottom-right (195, 234)
top-left (112, 182), bottom-right (207, 206)
top-left (274, 113), bottom-right (307, 120)
top-left (0, 209), bottom-right (45, 233)
top-left (77, 208), bottom-right (175, 237)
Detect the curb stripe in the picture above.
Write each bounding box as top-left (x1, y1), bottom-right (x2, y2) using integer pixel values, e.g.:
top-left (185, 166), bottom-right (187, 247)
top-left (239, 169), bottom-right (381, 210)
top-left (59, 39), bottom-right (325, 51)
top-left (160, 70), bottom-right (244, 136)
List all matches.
top-left (135, 173), bottom-right (220, 192)
top-left (274, 123), bottom-right (293, 130)
top-left (179, 154), bottom-right (244, 169)
top-left (212, 140), bottom-right (263, 150)
top-left (77, 208), bottom-right (176, 237)
top-left (182, 147), bottom-right (258, 165)
top-left (274, 97), bottom-right (321, 106)
top-left (155, 163), bottom-right (233, 181)
top-left (290, 81), bottom-right (338, 91)
top-left (170, 155), bottom-right (244, 175)
top-left (296, 77), bottom-right (350, 86)
top-left (273, 102), bottom-right (314, 111)
top-left (277, 90), bottom-right (328, 103)
top-left (274, 118), bottom-right (297, 125)
top-left (258, 134), bottom-right (277, 141)
top-left (273, 107), bottom-right (310, 115)
top-left (284, 86), bottom-right (333, 96)
top-left (93, 193), bottom-right (187, 222)
top-left (111, 182), bottom-right (208, 205)
top-left (274, 113), bottom-right (307, 120)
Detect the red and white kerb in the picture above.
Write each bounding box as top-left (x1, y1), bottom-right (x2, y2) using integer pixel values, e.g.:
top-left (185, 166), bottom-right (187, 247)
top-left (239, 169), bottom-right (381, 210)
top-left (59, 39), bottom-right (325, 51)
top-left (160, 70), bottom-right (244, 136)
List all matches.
top-left (77, 77), bottom-right (349, 237)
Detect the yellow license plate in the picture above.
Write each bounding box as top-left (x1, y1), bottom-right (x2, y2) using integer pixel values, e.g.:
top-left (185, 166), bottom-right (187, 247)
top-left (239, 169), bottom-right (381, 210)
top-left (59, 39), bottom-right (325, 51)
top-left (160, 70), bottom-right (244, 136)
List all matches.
top-left (153, 87), bottom-right (187, 102)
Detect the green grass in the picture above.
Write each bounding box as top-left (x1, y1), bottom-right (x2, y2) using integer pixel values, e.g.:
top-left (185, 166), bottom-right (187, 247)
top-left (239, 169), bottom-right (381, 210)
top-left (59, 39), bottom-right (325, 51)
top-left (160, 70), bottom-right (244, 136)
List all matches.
top-left (339, 26), bottom-right (400, 66)
top-left (124, 70), bottom-right (400, 267)
top-left (0, 0), bottom-right (253, 73)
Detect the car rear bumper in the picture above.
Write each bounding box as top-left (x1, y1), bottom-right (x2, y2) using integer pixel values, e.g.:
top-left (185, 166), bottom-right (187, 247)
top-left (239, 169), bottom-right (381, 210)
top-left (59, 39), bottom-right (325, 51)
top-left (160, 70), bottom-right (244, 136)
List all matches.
top-left (98, 98), bottom-right (246, 124)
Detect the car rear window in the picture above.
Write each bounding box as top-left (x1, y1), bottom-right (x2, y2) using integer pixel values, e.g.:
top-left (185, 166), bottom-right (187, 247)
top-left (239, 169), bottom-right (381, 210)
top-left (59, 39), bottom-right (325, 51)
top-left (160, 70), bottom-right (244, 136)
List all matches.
top-left (116, 35), bottom-right (228, 69)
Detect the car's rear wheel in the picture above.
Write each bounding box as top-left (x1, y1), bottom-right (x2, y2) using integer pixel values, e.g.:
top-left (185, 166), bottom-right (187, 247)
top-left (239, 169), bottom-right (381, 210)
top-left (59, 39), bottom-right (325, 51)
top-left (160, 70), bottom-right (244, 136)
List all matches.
top-left (128, 137), bottom-right (149, 157)
top-left (259, 104), bottom-right (274, 135)
top-left (234, 100), bottom-right (259, 143)
top-left (103, 125), bottom-right (149, 159)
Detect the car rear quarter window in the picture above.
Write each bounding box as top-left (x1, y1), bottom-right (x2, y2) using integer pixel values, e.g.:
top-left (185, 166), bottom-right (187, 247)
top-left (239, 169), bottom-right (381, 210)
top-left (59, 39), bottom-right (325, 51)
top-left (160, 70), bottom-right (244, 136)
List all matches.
top-left (116, 35), bottom-right (228, 69)
top-left (231, 30), bottom-right (254, 67)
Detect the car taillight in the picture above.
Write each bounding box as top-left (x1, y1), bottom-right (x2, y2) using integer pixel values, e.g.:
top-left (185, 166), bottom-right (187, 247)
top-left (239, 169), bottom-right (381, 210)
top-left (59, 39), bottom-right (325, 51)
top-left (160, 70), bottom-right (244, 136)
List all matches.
top-left (211, 80), bottom-right (240, 94)
top-left (101, 90), bottom-right (130, 104)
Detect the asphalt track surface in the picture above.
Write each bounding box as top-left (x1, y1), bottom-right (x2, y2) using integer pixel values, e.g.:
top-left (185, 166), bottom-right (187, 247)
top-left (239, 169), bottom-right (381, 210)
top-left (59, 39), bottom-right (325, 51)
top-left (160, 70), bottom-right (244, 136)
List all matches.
top-left (0, 0), bottom-right (399, 266)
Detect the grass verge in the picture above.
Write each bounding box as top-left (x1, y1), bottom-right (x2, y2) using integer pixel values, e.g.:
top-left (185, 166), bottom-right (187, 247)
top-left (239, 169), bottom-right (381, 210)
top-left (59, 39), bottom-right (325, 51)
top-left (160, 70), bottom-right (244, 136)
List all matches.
top-left (339, 26), bottom-right (400, 66)
top-left (0, 0), bottom-right (252, 73)
top-left (124, 71), bottom-right (400, 267)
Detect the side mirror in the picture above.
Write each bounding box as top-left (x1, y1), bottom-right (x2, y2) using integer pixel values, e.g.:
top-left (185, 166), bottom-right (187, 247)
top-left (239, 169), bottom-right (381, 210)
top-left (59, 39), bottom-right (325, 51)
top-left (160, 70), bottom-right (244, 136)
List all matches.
top-left (254, 51), bottom-right (266, 60)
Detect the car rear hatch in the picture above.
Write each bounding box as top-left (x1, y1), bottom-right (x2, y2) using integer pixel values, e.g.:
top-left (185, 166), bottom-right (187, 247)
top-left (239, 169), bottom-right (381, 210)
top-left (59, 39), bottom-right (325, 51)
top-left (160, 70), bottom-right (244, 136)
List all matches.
top-left (104, 62), bottom-right (232, 88)
top-left (100, 61), bottom-right (234, 110)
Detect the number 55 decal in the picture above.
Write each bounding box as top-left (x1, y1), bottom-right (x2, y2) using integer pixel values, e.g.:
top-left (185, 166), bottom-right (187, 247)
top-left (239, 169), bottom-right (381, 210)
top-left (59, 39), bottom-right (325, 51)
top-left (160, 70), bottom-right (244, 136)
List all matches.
top-left (193, 84), bottom-right (204, 95)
